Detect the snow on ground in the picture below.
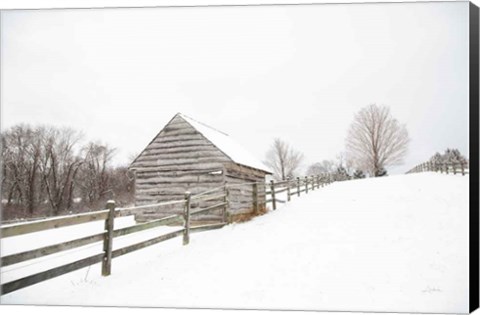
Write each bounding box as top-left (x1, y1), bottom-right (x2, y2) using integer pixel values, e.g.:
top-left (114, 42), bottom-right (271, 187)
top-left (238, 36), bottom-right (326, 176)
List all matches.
top-left (1, 173), bottom-right (469, 313)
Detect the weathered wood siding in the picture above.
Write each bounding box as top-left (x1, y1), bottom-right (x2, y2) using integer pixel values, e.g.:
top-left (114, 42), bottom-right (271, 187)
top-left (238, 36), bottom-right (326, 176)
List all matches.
top-left (130, 114), bottom-right (269, 222)
top-left (224, 163), bottom-right (267, 215)
top-left (131, 115), bottom-right (230, 222)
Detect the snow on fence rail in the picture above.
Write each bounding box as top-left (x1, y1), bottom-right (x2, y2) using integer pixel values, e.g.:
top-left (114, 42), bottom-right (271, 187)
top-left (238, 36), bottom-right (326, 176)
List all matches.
top-left (406, 161), bottom-right (469, 175)
top-left (0, 175), bottom-right (334, 296)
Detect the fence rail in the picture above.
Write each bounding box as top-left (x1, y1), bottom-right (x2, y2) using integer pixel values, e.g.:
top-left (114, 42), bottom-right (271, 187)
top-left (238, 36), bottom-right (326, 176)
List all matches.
top-left (265, 175), bottom-right (333, 210)
top-left (1, 189), bottom-right (229, 295)
top-left (406, 161), bottom-right (469, 175)
top-left (0, 174), bottom-right (335, 295)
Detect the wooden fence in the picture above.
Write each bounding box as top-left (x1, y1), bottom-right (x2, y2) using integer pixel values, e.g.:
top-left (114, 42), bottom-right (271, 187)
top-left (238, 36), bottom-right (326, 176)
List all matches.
top-left (0, 190), bottom-right (228, 296)
top-left (266, 175), bottom-right (333, 210)
top-left (406, 160), bottom-right (469, 176)
top-left (0, 174), bottom-right (334, 295)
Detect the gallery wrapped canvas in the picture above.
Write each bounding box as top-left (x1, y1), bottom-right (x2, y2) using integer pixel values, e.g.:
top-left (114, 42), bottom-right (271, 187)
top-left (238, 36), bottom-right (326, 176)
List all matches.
top-left (0, 1), bottom-right (478, 314)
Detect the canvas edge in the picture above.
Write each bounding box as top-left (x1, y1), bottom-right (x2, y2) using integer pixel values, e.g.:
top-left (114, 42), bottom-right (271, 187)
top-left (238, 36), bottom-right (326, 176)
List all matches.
top-left (470, 1), bottom-right (480, 313)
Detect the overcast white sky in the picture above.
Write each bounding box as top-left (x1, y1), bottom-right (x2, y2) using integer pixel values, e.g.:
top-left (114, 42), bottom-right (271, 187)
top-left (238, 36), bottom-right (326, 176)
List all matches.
top-left (0, 1), bottom-right (470, 174)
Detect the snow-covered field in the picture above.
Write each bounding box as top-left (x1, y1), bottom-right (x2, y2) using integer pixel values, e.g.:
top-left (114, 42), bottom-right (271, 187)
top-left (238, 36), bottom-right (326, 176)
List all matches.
top-left (1, 173), bottom-right (469, 313)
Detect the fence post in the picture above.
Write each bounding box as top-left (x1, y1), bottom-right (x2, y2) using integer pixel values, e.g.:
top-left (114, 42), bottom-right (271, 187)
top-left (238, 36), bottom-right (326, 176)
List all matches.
top-left (270, 180), bottom-right (276, 210)
top-left (287, 180), bottom-right (291, 202)
top-left (223, 187), bottom-right (230, 222)
top-left (311, 175), bottom-right (315, 191)
top-left (297, 177), bottom-right (301, 197)
top-left (252, 182), bottom-right (259, 213)
top-left (102, 200), bottom-right (115, 276)
top-left (453, 163), bottom-right (457, 175)
top-left (461, 161), bottom-right (465, 176)
top-left (183, 191), bottom-right (191, 245)
top-left (445, 163), bottom-right (449, 174)
top-left (305, 176), bottom-right (309, 194)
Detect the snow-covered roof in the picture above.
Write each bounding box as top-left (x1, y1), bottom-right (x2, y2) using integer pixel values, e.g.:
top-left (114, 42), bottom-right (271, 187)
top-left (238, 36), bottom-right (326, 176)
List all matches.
top-left (179, 114), bottom-right (272, 174)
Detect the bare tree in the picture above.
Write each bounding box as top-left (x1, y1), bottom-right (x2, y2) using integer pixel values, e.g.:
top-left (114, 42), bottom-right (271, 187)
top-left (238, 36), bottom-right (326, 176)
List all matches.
top-left (109, 166), bottom-right (135, 206)
top-left (2, 123), bottom-right (135, 220)
top-left (264, 138), bottom-right (304, 180)
top-left (40, 127), bottom-right (84, 215)
top-left (1, 125), bottom-right (44, 214)
top-left (345, 104), bottom-right (409, 177)
top-left (78, 142), bottom-right (116, 206)
top-left (306, 160), bottom-right (336, 176)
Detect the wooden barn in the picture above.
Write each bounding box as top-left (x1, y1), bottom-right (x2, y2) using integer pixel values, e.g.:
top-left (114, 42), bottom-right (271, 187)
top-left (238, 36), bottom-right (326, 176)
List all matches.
top-left (129, 113), bottom-right (272, 222)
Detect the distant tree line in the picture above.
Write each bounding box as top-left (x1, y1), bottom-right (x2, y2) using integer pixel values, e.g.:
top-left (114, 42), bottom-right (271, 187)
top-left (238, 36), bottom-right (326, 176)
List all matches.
top-left (429, 148), bottom-right (468, 166)
top-left (306, 153), bottom-right (359, 181)
top-left (264, 104), bottom-right (409, 181)
top-left (1, 124), bottom-right (134, 221)
top-left (263, 138), bottom-right (365, 182)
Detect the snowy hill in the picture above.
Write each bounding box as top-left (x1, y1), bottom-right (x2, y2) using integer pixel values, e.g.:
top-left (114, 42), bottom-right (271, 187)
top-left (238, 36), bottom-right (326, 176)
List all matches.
top-left (1, 173), bottom-right (469, 313)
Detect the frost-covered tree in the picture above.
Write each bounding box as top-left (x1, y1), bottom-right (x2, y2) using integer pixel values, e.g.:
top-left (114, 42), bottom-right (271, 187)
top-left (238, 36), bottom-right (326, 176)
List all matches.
top-left (353, 169), bottom-right (366, 179)
top-left (430, 152), bottom-right (444, 165)
top-left (345, 104), bottom-right (409, 177)
top-left (264, 138), bottom-right (304, 181)
top-left (443, 148), bottom-right (467, 164)
top-left (429, 149), bottom-right (467, 168)
top-left (333, 166), bottom-right (350, 181)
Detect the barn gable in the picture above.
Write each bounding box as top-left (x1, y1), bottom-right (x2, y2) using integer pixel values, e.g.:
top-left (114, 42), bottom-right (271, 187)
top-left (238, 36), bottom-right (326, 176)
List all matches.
top-left (130, 114), bottom-right (231, 172)
top-left (177, 114), bottom-right (271, 174)
top-left (130, 113), bottom-right (271, 174)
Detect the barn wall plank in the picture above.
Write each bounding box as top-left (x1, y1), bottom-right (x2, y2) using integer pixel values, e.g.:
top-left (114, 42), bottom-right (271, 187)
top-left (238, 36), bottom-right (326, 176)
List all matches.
top-left (133, 164), bottom-right (225, 173)
top-left (132, 115), bottom-right (268, 221)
